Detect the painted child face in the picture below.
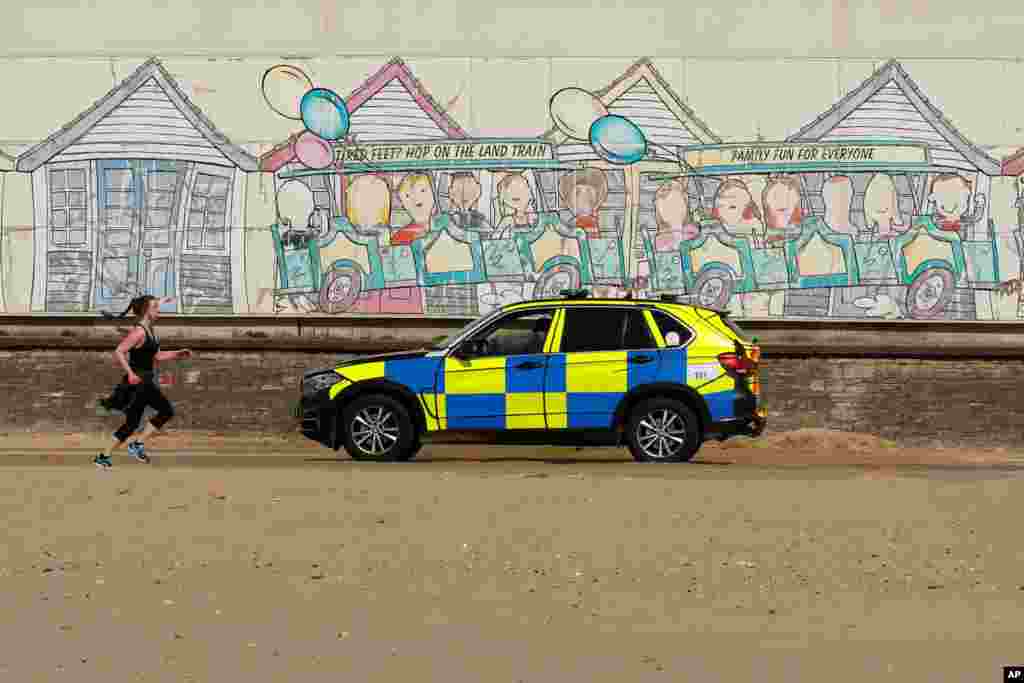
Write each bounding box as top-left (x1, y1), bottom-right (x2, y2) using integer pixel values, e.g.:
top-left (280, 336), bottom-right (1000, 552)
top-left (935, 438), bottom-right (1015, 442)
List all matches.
top-left (864, 174), bottom-right (899, 226)
top-left (500, 176), bottom-right (531, 213)
top-left (400, 178), bottom-right (435, 224)
top-left (715, 187), bottom-right (749, 227)
top-left (656, 186), bottom-right (688, 229)
top-left (765, 183), bottom-right (799, 227)
top-left (449, 176), bottom-right (481, 211)
top-left (348, 176), bottom-right (391, 226)
top-left (574, 186), bottom-right (599, 216)
top-left (932, 178), bottom-right (970, 219)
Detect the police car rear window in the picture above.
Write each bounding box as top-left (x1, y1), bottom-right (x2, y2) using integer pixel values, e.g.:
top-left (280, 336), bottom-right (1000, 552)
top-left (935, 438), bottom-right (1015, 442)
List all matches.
top-left (650, 310), bottom-right (693, 347)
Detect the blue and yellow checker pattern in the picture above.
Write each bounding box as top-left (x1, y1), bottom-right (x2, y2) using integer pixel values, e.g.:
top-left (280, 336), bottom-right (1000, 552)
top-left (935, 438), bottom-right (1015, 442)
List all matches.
top-left (327, 301), bottom-right (744, 432)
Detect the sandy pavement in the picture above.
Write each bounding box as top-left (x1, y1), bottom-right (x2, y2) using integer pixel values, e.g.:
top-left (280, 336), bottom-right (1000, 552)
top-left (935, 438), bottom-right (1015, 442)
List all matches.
top-left (1, 430), bottom-right (1023, 682)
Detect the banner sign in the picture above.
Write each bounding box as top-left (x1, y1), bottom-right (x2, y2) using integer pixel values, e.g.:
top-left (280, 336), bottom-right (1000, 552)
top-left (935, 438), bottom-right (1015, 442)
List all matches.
top-left (337, 139), bottom-right (555, 165)
top-left (678, 141), bottom-right (932, 174)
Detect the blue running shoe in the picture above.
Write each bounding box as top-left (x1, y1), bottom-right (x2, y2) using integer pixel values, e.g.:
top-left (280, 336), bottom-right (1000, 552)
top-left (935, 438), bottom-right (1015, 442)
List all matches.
top-left (127, 441), bottom-right (150, 463)
top-left (94, 454), bottom-right (113, 470)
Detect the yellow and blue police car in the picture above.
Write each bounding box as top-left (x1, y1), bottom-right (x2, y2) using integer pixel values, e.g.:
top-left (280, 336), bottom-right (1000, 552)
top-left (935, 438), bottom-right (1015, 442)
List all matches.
top-left (296, 290), bottom-right (766, 463)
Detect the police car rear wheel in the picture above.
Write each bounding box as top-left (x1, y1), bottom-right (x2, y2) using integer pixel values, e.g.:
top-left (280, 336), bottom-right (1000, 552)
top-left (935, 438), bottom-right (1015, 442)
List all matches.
top-left (626, 398), bottom-right (700, 463)
top-left (341, 395), bottom-right (417, 462)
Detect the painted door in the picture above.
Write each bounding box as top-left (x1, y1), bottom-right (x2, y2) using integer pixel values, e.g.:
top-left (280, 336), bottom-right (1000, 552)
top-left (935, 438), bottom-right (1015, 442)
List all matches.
top-left (94, 160), bottom-right (184, 314)
top-left (180, 163), bottom-right (235, 314)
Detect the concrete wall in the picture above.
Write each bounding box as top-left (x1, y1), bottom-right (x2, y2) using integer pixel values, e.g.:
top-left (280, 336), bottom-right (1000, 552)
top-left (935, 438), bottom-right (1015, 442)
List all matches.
top-left (1, 315), bottom-right (1021, 446)
top-left (5, 347), bottom-right (1020, 448)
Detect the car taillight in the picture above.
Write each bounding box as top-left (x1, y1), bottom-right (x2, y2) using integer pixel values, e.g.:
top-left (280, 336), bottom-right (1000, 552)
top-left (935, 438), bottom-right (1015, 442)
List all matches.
top-left (717, 352), bottom-right (757, 375)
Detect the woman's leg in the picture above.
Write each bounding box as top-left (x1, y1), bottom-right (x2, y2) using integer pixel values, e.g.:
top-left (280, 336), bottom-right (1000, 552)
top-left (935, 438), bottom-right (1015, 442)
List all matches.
top-left (132, 385), bottom-right (175, 444)
top-left (102, 391), bottom-right (147, 458)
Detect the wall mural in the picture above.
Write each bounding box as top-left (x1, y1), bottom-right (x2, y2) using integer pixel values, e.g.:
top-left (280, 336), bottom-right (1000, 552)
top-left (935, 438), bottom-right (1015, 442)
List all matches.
top-left (3, 57), bottom-right (1024, 321)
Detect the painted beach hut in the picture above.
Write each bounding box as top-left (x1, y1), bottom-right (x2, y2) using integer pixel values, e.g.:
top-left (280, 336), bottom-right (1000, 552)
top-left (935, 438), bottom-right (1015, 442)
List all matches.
top-left (260, 57), bottom-right (489, 317)
top-left (541, 58), bottom-right (722, 290)
top-left (787, 58), bottom-right (1001, 238)
top-left (779, 59), bottom-right (1006, 320)
top-left (15, 57), bottom-right (258, 314)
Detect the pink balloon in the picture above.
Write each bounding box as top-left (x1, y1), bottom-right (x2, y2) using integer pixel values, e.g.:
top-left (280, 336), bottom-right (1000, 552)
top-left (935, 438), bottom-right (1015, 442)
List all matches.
top-left (294, 130), bottom-right (334, 169)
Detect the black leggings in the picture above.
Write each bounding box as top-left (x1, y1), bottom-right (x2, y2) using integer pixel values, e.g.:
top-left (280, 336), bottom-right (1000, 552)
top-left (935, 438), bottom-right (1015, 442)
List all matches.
top-left (113, 381), bottom-right (175, 443)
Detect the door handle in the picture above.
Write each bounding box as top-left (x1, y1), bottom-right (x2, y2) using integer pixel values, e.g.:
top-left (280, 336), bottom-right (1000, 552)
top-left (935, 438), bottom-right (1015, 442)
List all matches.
top-left (629, 355), bottom-right (654, 365)
top-left (514, 361), bottom-right (544, 370)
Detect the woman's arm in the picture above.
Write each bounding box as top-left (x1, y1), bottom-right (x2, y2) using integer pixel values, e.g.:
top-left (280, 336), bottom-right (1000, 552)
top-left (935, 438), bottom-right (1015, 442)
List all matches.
top-left (114, 329), bottom-right (145, 378)
top-left (155, 349), bottom-right (192, 362)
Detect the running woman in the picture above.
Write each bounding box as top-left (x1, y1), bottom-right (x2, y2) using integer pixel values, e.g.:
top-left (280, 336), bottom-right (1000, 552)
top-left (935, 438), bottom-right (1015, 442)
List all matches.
top-left (94, 295), bottom-right (192, 469)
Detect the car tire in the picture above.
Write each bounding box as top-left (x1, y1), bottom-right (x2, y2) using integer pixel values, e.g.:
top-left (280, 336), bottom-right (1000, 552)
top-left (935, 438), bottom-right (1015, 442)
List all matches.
top-left (625, 398), bottom-right (701, 463)
top-left (340, 394), bottom-right (418, 462)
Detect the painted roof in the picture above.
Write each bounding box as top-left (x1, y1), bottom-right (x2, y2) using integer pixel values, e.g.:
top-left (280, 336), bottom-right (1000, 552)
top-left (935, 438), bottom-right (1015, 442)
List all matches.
top-left (259, 58), bottom-right (468, 173)
top-left (16, 58), bottom-right (257, 173)
top-left (1003, 147), bottom-right (1024, 177)
top-left (787, 58), bottom-right (1000, 175)
top-left (543, 58), bottom-right (722, 163)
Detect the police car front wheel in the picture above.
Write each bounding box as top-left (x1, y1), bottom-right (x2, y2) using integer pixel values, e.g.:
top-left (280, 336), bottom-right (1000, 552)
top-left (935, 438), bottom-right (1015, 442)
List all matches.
top-left (340, 394), bottom-right (417, 462)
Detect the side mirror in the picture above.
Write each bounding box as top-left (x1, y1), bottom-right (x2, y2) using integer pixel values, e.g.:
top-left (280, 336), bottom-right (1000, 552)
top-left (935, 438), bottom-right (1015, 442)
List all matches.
top-left (451, 341), bottom-right (472, 359)
top-left (454, 339), bottom-right (485, 359)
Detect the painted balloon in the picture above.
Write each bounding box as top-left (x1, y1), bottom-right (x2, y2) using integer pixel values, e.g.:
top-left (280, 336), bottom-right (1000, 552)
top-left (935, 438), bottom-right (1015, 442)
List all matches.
top-left (294, 130), bottom-right (334, 169)
top-left (589, 115), bottom-right (647, 165)
top-left (261, 64), bottom-right (314, 120)
top-left (301, 88), bottom-right (350, 141)
top-left (548, 87), bottom-right (608, 141)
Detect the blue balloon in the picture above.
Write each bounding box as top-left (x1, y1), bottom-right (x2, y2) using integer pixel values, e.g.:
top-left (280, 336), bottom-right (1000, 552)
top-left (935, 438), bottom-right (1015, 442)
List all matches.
top-left (589, 115), bottom-right (647, 165)
top-left (300, 88), bottom-right (350, 141)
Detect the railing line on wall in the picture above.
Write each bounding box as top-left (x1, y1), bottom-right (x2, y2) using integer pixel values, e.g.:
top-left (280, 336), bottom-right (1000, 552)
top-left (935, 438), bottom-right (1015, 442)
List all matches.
top-left (2, 316), bottom-right (1024, 359)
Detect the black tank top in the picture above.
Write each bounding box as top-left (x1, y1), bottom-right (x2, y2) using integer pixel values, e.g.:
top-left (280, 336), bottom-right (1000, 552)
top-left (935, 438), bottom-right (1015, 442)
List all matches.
top-left (128, 324), bottom-right (160, 374)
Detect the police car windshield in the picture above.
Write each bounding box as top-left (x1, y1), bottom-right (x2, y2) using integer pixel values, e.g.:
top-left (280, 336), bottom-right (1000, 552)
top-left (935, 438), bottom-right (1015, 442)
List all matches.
top-left (431, 309), bottom-right (504, 350)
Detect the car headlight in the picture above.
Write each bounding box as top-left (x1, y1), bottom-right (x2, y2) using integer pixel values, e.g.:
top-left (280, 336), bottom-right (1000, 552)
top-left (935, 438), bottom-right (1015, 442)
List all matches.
top-left (302, 371), bottom-right (343, 396)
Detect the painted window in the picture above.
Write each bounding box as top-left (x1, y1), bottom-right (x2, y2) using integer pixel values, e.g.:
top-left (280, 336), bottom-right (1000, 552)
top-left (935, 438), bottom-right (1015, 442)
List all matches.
top-left (49, 166), bottom-right (88, 247)
top-left (144, 168), bottom-right (177, 247)
top-left (187, 172), bottom-right (232, 250)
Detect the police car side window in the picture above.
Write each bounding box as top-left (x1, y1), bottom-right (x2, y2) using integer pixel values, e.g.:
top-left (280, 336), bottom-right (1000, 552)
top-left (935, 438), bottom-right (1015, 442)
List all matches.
top-left (650, 310), bottom-right (693, 347)
top-left (560, 308), bottom-right (629, 353)
top-left (472, 310), bottom-right (554, 356)
top-left (622, 310), bottom-right (656, 350)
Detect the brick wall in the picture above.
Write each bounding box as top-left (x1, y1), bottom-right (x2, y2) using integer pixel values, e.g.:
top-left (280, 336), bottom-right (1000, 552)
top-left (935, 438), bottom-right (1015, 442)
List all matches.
top-left (3, 349), bottom-right (1022, 448)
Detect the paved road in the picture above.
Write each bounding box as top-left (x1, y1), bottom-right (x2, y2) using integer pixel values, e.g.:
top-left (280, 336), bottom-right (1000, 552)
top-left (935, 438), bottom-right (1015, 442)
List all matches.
top-left (1, 448), bottom-right (1022, 682)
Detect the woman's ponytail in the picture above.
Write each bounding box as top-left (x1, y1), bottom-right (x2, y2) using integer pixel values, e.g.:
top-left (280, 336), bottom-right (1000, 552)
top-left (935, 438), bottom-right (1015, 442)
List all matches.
top-left (99, 296), bottom-right (146, 320)
top-left (118, 299), bottom-right (136, 319)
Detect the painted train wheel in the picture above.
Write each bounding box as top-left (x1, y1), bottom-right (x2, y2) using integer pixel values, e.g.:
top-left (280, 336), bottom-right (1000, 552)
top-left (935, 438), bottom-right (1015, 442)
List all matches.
top-left (533, 263), bottom-right (582, 299)
top-left (906, 267), bottom-right (954, 319)
top-left (693, 267), bottom-right (735, 311)
top-left (319, 264), bottom-right (363, 314)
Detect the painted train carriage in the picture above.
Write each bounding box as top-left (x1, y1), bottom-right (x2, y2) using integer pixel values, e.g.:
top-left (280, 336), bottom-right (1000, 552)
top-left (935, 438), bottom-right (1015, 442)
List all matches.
top-left (637, 140), bottom-right (1005, 320)
top-left (269, 139), bottom-right (633, 317)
